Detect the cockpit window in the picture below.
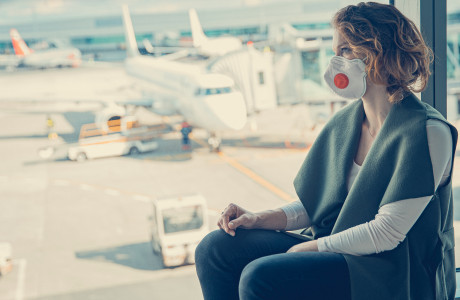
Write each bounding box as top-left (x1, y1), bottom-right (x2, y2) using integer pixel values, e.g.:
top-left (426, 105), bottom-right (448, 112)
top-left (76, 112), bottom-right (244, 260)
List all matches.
top-left (195, 87), bottom-right (232, 96)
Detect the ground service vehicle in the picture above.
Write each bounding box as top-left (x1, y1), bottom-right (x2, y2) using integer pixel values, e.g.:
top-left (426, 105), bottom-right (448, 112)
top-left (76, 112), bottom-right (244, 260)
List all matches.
top-left (150, 194), bottom-right (209, 267)
top-left (68, 116), bottom-right (159, 162)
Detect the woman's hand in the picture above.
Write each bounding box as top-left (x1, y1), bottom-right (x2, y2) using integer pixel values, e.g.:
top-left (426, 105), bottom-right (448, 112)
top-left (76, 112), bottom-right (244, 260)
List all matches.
top-left (286, 240), bottom-right (319, 253)
top-left (218, 203), bottom-right (258, 236)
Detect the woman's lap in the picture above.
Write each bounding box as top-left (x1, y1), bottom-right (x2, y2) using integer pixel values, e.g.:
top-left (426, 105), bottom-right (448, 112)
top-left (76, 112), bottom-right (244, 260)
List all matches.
top-left (196, 229), bottom-right (351, 300)
top-left (240, 251), bottom-right (351, 300)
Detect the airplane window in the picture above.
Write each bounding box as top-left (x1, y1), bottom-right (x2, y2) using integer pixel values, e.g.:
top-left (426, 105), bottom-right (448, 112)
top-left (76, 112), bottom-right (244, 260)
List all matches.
top-left (203, 87), bottom-right (232, 95)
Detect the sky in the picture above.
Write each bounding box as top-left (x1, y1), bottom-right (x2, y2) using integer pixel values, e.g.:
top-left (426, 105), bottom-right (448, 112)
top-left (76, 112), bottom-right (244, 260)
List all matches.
top-left (0, 0), bottom-right (286, 21)
top-left (0, 0), bottom-right (458, 24)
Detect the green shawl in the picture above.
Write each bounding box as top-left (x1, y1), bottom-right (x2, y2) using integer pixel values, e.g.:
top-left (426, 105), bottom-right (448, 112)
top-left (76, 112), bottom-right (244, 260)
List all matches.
top-left (293, 94), bottom-right (458, 299)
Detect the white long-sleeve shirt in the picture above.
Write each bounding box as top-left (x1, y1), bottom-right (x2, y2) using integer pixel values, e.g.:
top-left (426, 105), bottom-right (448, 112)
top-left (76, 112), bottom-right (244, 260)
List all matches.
top-left (281, 119), bottom-right (453, 256)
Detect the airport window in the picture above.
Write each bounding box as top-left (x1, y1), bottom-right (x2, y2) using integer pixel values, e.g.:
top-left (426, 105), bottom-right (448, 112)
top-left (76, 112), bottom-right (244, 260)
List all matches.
top-left (301, 50), bottom-right (321, 83)
top-left (292, 22), bottom-right (331, 30)
top-left (2, 0), bottom-right (460, 298)
top-left (448, 11), bottom-right (460, 24)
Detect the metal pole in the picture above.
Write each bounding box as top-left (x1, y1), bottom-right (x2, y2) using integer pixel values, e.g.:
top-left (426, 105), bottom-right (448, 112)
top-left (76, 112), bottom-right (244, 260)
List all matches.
top-left (420, 0), bottom-right (447, 117)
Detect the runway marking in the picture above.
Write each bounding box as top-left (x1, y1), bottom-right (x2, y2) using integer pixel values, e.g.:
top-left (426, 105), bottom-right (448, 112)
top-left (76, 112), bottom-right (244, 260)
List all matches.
top-left (79, 184), bottom-right (94, 191)
top-left (217, 151), bottom-right (295, 203)
top-left (52, 177), bottom-right (225, 219)
top-left (104, 188), bottom-right (121, 196)
top-left (15, 259), bottom-right (27, 300)
top-left (188, 135), bottom-right (297, 203)
top-left (51, 178), bottom-right (156, 203)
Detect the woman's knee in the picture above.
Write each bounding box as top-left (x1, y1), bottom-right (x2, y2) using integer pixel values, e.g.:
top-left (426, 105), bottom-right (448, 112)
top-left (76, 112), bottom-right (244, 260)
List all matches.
top-left (195, 229), bottom-right (233, 267)
top-left (239, 257), bottom-right (275, 299)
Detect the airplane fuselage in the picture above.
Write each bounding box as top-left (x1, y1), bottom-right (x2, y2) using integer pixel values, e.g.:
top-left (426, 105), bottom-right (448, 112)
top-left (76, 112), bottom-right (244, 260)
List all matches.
top-left (21, 48), bottom-right (82, 68)
top-left (199, 37), bottom-right (242, 57)
top-left (125, 56), bottom-right (247, 132)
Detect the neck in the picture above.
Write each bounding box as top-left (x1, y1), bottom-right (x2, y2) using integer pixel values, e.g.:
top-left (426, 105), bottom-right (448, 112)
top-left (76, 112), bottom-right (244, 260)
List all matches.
top-left (361, 84), bottom-right (393, 135)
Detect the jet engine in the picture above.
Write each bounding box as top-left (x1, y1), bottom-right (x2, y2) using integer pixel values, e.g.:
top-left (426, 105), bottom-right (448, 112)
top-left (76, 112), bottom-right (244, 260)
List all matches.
top-left (95, 105), bottom-right (127, 132)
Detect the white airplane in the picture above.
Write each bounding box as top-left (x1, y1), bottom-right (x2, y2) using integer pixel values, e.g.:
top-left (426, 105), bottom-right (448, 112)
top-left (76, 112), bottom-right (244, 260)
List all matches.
top-left (122, 5), bottom-right (247, 145)
top-left (0, 53), bottom-right (19, 70)
top-left (10, 28), bottom-right (82, 69)
top-left (188, 8), bottom-right (242, 57)
top-left (269, 22), bottom-right (333, 47)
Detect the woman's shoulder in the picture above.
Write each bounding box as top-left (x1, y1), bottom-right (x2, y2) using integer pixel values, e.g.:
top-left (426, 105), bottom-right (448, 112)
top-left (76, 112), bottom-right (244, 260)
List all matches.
top-left (426, 119), bottom-right (453, 143)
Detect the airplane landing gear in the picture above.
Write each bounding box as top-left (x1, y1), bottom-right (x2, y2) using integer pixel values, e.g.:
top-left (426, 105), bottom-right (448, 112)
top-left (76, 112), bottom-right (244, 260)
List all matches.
top-left (208, 133), bottom-right (221, 152)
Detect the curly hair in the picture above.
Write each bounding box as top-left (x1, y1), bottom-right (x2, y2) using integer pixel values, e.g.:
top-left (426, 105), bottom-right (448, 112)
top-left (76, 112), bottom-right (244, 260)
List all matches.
top-left (332, 2), bottom-right (433, 103)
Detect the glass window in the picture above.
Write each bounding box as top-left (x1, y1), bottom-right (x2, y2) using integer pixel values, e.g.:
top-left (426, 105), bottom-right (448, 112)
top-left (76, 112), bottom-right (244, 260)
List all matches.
top-left (161, 205), bottom-right (204, 234)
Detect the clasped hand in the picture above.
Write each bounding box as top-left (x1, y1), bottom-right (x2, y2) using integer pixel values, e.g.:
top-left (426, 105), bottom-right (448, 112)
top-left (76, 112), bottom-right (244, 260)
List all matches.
top-left (218, 203), bottom-right (318, 253)
top-left (217, 203), bottom-right (258, 237)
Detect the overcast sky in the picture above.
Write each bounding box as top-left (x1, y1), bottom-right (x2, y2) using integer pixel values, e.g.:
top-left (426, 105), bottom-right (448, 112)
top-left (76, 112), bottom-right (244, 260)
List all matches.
top-left (0, 0), bottom-right (458, 25)
top-left (0, 0), bottom-right (285, 21)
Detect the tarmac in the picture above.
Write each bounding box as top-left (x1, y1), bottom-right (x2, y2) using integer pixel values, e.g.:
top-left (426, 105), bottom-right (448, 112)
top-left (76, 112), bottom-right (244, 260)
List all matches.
top-left (1, 65), bottom-right (460, 300)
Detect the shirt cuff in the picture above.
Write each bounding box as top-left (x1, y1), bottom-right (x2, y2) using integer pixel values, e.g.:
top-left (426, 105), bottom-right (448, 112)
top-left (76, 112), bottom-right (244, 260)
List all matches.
top-left (317, 237), bottom-right (329, 252)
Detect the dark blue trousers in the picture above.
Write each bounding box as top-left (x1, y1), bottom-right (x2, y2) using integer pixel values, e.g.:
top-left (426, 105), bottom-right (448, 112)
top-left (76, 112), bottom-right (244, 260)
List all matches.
top-left (195, 229), bottom-right (351, 300)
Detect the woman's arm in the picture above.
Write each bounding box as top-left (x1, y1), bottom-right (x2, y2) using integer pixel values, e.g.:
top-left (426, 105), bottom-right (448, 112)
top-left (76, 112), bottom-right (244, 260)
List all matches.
top-left (280, 201), bottom-right (311, 230)
top-left (317, 196), bottom-right (431, 255)
top-left (291, 119), bottom-right (453, 255)
top-left (218, 203), bottom-right (288, 236)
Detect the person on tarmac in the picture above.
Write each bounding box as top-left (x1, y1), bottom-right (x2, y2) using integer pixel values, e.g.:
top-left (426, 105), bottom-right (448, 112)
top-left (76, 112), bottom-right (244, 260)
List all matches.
top-left (195, 2), bottom-right (457, 300)
top-left (180, 121), bottom-right (192, 150)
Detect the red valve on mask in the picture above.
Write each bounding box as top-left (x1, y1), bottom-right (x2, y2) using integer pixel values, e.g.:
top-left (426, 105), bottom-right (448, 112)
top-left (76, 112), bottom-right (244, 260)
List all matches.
top-left (334, 73), bottom-right (349, 89)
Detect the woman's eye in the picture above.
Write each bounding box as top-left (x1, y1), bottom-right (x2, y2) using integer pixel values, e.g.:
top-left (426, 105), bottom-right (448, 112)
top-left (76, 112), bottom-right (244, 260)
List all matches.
top-left (341, 47), bottom-right (351, 55)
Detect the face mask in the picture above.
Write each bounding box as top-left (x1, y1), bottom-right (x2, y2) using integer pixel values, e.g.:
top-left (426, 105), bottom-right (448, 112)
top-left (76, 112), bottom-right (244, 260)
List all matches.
top-left (323, 56), bottom-right (367, 99)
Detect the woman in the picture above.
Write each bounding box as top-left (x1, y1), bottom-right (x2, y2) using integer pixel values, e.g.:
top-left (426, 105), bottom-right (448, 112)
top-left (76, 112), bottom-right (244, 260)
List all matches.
top-left (195, 2), bottom-right (457, 300)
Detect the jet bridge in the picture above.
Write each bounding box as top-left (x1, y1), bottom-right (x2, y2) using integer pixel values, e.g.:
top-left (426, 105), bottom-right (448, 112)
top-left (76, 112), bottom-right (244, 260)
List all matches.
top-left (207, 44), bottom-right (277, 114)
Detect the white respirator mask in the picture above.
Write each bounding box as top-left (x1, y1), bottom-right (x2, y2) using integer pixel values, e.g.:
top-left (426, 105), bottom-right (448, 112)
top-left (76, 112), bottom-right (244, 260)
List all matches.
top-left (323, 56), bottom-right (367, 100)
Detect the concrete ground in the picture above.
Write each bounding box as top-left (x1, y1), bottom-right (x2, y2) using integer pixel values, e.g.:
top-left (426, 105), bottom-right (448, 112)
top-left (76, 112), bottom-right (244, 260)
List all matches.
top-left (1, 65), bottom-right (460, 300)
top-left (0, 102), bottom-right (324, 300)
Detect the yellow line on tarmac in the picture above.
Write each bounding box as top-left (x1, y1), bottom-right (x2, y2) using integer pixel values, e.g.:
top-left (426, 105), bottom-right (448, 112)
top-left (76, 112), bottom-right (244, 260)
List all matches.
top-left (190, 135), bottom-right (298, 202)
top-left (217, 151), bottom-right (295, 203)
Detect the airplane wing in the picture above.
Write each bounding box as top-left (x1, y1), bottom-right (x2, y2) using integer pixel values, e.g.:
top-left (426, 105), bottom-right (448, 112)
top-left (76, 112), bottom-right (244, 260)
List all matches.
top-left (0, 63), bottom-right (153, 111)
top-left (158, 49), bottom-right (190, 61)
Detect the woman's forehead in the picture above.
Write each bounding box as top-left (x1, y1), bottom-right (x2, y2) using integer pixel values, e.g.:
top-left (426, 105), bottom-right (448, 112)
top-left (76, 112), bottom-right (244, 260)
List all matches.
top-left (332, 30), bottom-right (348, 51)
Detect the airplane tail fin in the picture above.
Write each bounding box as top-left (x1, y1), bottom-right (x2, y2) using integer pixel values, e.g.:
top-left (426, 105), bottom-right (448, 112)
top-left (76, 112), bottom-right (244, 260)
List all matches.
top-left (189, 9), bottom-right (208, 47)
top-left (10, 28), bottom-right (33, 56)
top-left (122, 5), bottom-right (140, 58)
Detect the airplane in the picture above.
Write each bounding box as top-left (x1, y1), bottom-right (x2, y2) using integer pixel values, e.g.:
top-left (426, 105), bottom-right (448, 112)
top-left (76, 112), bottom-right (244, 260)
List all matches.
top-left (188, 8), bottom-right (243, 57)
top-left (0, 53), bottom-right (19, 70)
top-left (141, 8), bottom-right (243, 58)
top-left (122, 5), bottom-right (248, 150)
top-left (9, 28), bottom-right (82, 69)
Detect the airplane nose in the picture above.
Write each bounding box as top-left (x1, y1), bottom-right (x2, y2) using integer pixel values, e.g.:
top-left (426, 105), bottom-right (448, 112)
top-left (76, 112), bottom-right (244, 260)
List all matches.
top-left (204, 92), bottom-right (247, 131)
